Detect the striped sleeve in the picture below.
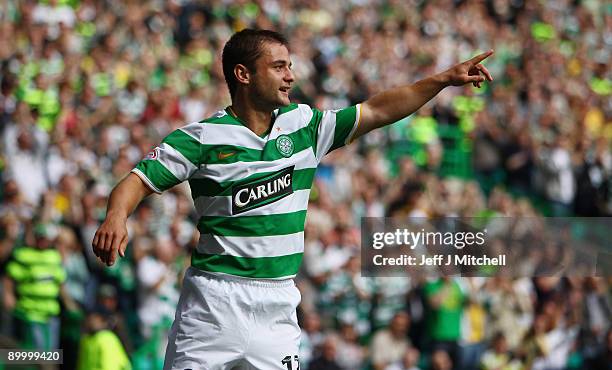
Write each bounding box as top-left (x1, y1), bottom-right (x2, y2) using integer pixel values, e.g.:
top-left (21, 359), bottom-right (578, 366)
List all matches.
top-left (6, 260), bottom-right (24, 281)
top-left (312, 104), bottom-right (361, 162)
top-left (132, 122), bottom-right (203, 193)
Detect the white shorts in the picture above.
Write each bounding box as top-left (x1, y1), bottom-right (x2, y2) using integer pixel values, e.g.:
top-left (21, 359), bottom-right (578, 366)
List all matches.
top-left (163, 267), bottom-right (302, 370)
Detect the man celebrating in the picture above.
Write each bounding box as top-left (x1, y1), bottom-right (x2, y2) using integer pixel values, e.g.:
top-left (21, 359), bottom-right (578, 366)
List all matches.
top-left (92, 29), bottom-right (493, 370)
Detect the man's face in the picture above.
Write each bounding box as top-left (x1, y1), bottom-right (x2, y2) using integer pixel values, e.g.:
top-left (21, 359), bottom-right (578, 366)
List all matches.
top-left (35, 235), bottom-right (51, 249)
top-left (250, 42), bottom-right (294, 109)
top-left (390, 312), bottom-right (409, 337)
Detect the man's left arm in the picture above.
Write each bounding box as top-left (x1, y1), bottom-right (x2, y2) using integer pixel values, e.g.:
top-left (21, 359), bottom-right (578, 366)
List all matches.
top-left (354, 50), bottom-right (494, 139)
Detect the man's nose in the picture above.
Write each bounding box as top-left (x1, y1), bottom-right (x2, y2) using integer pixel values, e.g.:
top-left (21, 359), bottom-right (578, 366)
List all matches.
top-left (284, 68), bottom-right (295, 83)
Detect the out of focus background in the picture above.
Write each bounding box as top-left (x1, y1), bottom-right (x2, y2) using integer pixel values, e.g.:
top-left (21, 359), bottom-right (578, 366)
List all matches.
top-left (0, 0), bottom-right (610, 369)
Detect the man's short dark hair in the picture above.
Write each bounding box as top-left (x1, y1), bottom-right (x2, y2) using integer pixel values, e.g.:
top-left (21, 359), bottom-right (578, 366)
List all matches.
top-left (222, 29), bottom-right (289, 98)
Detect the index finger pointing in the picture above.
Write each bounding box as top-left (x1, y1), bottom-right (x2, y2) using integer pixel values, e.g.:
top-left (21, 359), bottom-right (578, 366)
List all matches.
top-left (469, 49), bottom-right (494, 65)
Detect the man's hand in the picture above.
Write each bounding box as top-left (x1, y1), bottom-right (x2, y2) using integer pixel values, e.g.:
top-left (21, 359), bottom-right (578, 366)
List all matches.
top-left (92, 211), bottom-right (129, 266)
top-left (356, 49), bottom-right (494, 139)
top-left (90, 173), bottom-right (153, 267)
top-left (441, 50), bottom-right (494, 88)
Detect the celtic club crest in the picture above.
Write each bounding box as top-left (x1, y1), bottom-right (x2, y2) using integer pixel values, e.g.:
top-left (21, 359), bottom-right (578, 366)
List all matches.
top-left (276, 135), bottom-right (294, 157)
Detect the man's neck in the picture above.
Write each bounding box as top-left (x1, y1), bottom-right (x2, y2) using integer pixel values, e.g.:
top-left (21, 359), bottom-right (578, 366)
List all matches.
top-left (229, 94), bottom-right (275, 137)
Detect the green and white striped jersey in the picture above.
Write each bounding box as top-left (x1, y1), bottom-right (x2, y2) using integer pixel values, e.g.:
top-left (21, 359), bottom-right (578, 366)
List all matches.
top-left (132, 103), bottom-right (361, 279)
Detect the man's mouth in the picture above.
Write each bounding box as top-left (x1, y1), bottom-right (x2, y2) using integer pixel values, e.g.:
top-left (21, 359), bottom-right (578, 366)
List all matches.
top-left (279, 86), bottom-right (291, 95)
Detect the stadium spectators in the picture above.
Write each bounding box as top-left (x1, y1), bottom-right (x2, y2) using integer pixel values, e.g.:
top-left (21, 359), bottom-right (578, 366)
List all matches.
top-left (371, 311), bottom-right (412, 370)
top-left (3, 223), bottom-right (76, 351)
top-left (76, 310), bottom-right (131, 370)
top-left (308, 334), bottom-right (344, 370)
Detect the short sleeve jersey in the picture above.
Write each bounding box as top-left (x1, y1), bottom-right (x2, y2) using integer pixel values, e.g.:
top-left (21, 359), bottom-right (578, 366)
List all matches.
top-left (132, 103), bottom-right (362, 279)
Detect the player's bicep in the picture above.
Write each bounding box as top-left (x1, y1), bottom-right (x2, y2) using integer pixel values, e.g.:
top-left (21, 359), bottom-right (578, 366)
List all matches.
top-left (352, 101), bottom-right (381, 139)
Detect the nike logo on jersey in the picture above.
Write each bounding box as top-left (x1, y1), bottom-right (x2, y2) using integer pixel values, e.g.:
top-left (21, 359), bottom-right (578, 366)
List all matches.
top-left (232, 166), bottom-right (294, 215)
top-left (217, 151), bottom-right (236, 160)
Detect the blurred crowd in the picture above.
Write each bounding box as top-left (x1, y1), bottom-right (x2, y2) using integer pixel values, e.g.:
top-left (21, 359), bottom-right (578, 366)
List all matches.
top-left (0, 0), bottom-right (610, 369)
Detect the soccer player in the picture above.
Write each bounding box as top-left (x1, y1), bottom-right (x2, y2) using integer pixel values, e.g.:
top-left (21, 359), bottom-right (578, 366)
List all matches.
top-left (92, 29), bottom-right (493, 370)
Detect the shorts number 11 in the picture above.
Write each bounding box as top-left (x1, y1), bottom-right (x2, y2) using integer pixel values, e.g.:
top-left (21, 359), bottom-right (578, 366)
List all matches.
top-left (281, 355), bottom-right (299, 370)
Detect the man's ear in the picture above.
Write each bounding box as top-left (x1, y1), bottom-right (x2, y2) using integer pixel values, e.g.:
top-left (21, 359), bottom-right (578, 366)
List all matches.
top-left (234, 64), bottom-right (250, 85)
